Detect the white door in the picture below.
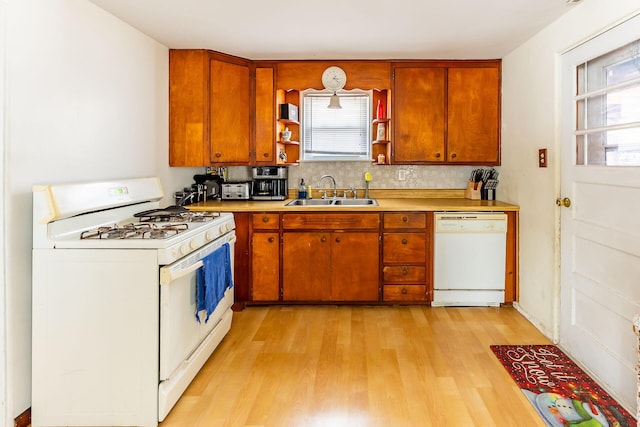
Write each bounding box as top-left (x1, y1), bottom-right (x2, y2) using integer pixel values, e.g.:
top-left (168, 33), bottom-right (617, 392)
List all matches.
top-left (560, 14), bottom-right (640, 411)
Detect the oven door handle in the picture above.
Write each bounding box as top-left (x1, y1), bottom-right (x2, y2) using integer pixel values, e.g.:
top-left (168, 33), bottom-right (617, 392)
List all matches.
top-left (160, 261), bottom-right (203, 286)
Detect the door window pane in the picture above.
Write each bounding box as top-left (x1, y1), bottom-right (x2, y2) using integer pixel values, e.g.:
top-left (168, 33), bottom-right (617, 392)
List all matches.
top-left (574, 40), bottom-right (640, 166)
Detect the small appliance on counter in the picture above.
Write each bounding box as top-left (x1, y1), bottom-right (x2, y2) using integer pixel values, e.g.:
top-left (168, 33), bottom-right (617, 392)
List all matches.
top-left (251, 166), bottom-right (288, 200)
top-left (174, 173), bottom-right (224, 206)
top-left (221, 182), bottom-right (251, 200)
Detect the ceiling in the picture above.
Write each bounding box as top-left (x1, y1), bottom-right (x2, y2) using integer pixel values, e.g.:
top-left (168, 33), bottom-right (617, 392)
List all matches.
top-left (87, 0), bottom-right (582, 60)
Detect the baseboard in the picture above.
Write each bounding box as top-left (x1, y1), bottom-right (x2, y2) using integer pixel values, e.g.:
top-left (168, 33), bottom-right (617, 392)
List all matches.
top-left (14, 407), bottom-right (30, 427)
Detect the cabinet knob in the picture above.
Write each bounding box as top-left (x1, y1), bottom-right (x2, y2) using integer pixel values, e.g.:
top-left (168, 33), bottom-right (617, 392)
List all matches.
top-left (262, 216), bottom-right (269, 223)
top-left (401, 268), bottom-right (408, 275)
top-left (401, 238), bottom-right (408, 245)
top-left (268, 236), bottom-right (275, 243)
top-left (435, 152), bottom-right (441, 158)
top-left (451, 153), bottom-right (457, 159)
top-left (401, 287), bottom-right (408, 295)
top-left (263, 152), bottom-right (269, 158)
top-left (320, 236), bottom-right (327, 243)
top-left (215, 152), bottom-right (222, 158)
top-left (402, 216), bottom-right (408, 222)
top-left (335, 237), bottom-right (341, 243)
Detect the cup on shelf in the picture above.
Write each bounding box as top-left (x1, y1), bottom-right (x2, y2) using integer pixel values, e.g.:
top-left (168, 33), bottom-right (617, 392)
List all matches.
top-left (281, 127), bottom-right (291, 142)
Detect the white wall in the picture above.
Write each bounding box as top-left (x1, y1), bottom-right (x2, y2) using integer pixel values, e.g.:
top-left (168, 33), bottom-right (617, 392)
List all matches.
top-left (501, 0), bottom-right (640, 339)
top-left (3, 0), bottom-right (200, 423)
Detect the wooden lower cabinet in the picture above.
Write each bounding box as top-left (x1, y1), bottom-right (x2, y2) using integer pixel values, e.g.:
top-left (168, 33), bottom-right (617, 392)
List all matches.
top-left (281, 212), bottom-right (381, 302)
top-left (282, 231), bottom-right (379, 301)
top-left (251, 232), bottom-right (280, 301)
top-left (251, 213), bottom-right (280, 301)
top-left (382, 212), bottom-right (430, 303)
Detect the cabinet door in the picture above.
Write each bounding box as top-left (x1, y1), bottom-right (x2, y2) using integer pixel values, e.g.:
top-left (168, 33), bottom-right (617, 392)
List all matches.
top-left (393, 67), bottom-right (446, 163)
top-left (255, 66), bottom-right (275, 164)
top-left (331, 232), bottom-right (379, 301)
top-left (282, 232), bottom-right (331, 301)
top-left (210, 59), bottom-right (250, 164)
top-left (169, 50), bottom-right (210, 167)
top-left (251, 232), bottom-right (280, 301)
top-left (447, 67), bottom-right (500, 164)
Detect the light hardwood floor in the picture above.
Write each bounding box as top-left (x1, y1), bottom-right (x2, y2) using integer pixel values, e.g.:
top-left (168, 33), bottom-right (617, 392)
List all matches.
top-left (160, 305), bottom-right (551, 427)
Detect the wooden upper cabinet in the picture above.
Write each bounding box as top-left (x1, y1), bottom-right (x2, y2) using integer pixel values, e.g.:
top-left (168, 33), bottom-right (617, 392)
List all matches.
top-left (447, 67), bottom-right (500, 164)
top-left (254, 66), bottom-right (276, 164)
top-left (393, 67), bottom-right (446, 164)
top-left (169, 50), bottom-right (251, 167)
top-left (210, 58), bottom-right (250, 164)
top-left (169, 50), bottom-right (210, 166)
top-left (392, 61), bottom-right (501, 165)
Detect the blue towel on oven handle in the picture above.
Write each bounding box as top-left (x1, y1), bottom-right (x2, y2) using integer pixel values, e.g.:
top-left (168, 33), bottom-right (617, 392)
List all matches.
top-left (195, 243), bottom-right (233, 323)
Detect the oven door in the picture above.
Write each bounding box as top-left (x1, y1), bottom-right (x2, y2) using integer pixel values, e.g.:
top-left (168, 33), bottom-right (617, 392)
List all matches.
top-left (158, 231), bottom-right (235, 382)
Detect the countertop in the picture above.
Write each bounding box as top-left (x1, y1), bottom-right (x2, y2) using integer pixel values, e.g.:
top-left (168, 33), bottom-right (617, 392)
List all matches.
top-left (187, 197), bottom-right (519, 212)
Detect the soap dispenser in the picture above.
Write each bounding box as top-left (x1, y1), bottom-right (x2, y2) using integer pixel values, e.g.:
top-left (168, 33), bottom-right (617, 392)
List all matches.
top-left (298, 178), bottom-right (307, 199)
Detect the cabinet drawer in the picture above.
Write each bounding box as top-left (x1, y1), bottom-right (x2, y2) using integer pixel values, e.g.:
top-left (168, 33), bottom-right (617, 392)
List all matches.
top-left (252, 213), bottom-right (279, 230)
top-left (383, 233), bottom-right (426, 263)
top-left (383, 213), bottom-right (427, 229)
top-left (383, 266), bottom-right (426, 283)
top-left (282, 213), bottom-right (380, 230)
top-left (383, 285), bottom-right (428, 302)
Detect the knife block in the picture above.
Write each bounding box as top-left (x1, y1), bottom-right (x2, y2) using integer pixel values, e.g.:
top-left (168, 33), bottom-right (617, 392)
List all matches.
top-left (464, 180), bottom-right (483, 200)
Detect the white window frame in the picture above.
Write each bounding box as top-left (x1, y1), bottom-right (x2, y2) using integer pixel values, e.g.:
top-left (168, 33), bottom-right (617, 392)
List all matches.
top-left (300, 89), bottom-right (372, 162)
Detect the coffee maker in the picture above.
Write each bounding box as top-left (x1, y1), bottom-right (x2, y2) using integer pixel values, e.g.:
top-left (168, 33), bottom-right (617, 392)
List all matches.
top-left (251, 166), bottom-right (288, 200)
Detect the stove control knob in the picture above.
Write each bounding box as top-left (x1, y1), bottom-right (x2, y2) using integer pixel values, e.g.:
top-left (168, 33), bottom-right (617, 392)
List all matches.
top-left (190, 239), bottom-right (199, 250)
top-left (206, 230), bottom-right (215, 241)
top-left (180, 244), bottom-right (190, 255)
top-left (225, 223), bottom-right (233, 232)
top-left (219, 225), bottom-right (226, 234)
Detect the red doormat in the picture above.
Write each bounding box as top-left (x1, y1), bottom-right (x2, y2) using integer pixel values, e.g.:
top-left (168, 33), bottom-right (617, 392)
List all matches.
top-left (490, 345), bottom-right (636, 427)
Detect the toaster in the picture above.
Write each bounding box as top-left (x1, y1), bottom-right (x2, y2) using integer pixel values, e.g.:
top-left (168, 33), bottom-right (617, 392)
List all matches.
top-left (221, 182), bottom-right (251, 200)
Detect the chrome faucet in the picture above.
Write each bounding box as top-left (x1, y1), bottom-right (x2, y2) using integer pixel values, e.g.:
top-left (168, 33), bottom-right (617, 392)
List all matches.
top-left (317, 175), bottom-right (337, 199)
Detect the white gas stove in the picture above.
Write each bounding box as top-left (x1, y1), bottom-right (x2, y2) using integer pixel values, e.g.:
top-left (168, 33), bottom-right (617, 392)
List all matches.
top-left (31, 177), bottom-right (236, 427)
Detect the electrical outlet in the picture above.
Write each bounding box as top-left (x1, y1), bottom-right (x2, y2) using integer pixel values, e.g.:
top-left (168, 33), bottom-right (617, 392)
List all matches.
top-left (398, 169), bottom-right (407, 181)
top-left (539, 148), bottom-right (548, 168)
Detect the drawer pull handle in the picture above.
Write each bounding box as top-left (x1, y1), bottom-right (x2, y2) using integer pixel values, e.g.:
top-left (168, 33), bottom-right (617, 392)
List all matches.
top-left (402, 216), bottom-right (408, 222)
top-left (401, 288), bottom-right (408, 295)
top-left (268, 236), bottom-right (274, 243)
top-left (335, 237), bottom-right (341, 243)
top-left (215, 152), bottom-right (222, 158)
top-left (402, 238), bottom-right (408, 245)
top-left (435, 152), bottom-right (441, 158)
top-left (402, 268), bottom-right (408, 275)
top-left (262, 216), bottom-right (269, 223)
top-left (320, 236), bottom-right (327, 243)
top-left (451, 153), bottom-right (457, 159)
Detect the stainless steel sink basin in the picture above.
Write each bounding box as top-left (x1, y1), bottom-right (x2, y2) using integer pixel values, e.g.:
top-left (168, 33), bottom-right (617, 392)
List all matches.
top-left (285, 198), bottom-right (378, 207)
top-left (284, 199), bottom-right (334, 206)
top-left (332, 199), bottom-right (379, 206)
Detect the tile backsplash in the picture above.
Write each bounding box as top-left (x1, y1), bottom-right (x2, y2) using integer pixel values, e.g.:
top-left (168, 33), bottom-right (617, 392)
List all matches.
top-left (227, 162), bottom-right (488, 190)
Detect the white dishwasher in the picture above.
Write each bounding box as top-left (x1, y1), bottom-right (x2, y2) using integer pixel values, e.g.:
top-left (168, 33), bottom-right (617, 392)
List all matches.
top-left (433, 212), bottom-right (507, 307)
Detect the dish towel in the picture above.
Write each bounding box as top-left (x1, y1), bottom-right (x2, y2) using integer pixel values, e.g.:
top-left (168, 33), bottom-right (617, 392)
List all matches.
top-left (196, 243), bottom-right (233, 323)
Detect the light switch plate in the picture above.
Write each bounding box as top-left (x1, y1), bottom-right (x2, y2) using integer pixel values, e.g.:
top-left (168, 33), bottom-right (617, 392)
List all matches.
top-left (398, 169), bottom-right (407, 181)
top-left (539, 148), bottom-right (548, 168)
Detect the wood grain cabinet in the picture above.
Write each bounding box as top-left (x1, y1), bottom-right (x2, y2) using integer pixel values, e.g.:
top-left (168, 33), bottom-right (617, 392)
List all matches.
top-left (251, 213), bottom-right (280, 301)
top-left (281, 213), bottom-right (380, 302)
top-left (169, 49), bottom-right (251, 166)
top-left (392, 61), bottom-right (501, 165)
top-left (382, 212), bottom-right (430, 302)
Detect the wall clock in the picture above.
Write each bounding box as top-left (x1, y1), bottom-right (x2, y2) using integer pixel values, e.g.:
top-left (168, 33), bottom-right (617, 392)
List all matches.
top-left (322, 66), bottom-right (347, 91)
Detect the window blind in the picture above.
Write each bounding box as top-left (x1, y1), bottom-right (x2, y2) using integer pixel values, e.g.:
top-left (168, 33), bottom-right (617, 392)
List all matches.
top-left (302, 93), bottom-right (370, 160)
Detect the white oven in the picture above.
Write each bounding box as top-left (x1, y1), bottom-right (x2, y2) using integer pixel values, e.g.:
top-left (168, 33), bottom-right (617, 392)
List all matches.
top-left (31, 177), bottom-right (235, 427)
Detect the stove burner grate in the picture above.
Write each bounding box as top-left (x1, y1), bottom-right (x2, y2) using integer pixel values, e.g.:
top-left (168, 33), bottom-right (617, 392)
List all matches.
top-left (80, 223), bottom-right (190, 240)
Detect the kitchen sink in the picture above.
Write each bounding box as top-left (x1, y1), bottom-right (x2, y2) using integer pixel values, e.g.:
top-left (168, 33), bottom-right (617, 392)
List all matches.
top-left (285, 198), bottom-right (378, 207)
